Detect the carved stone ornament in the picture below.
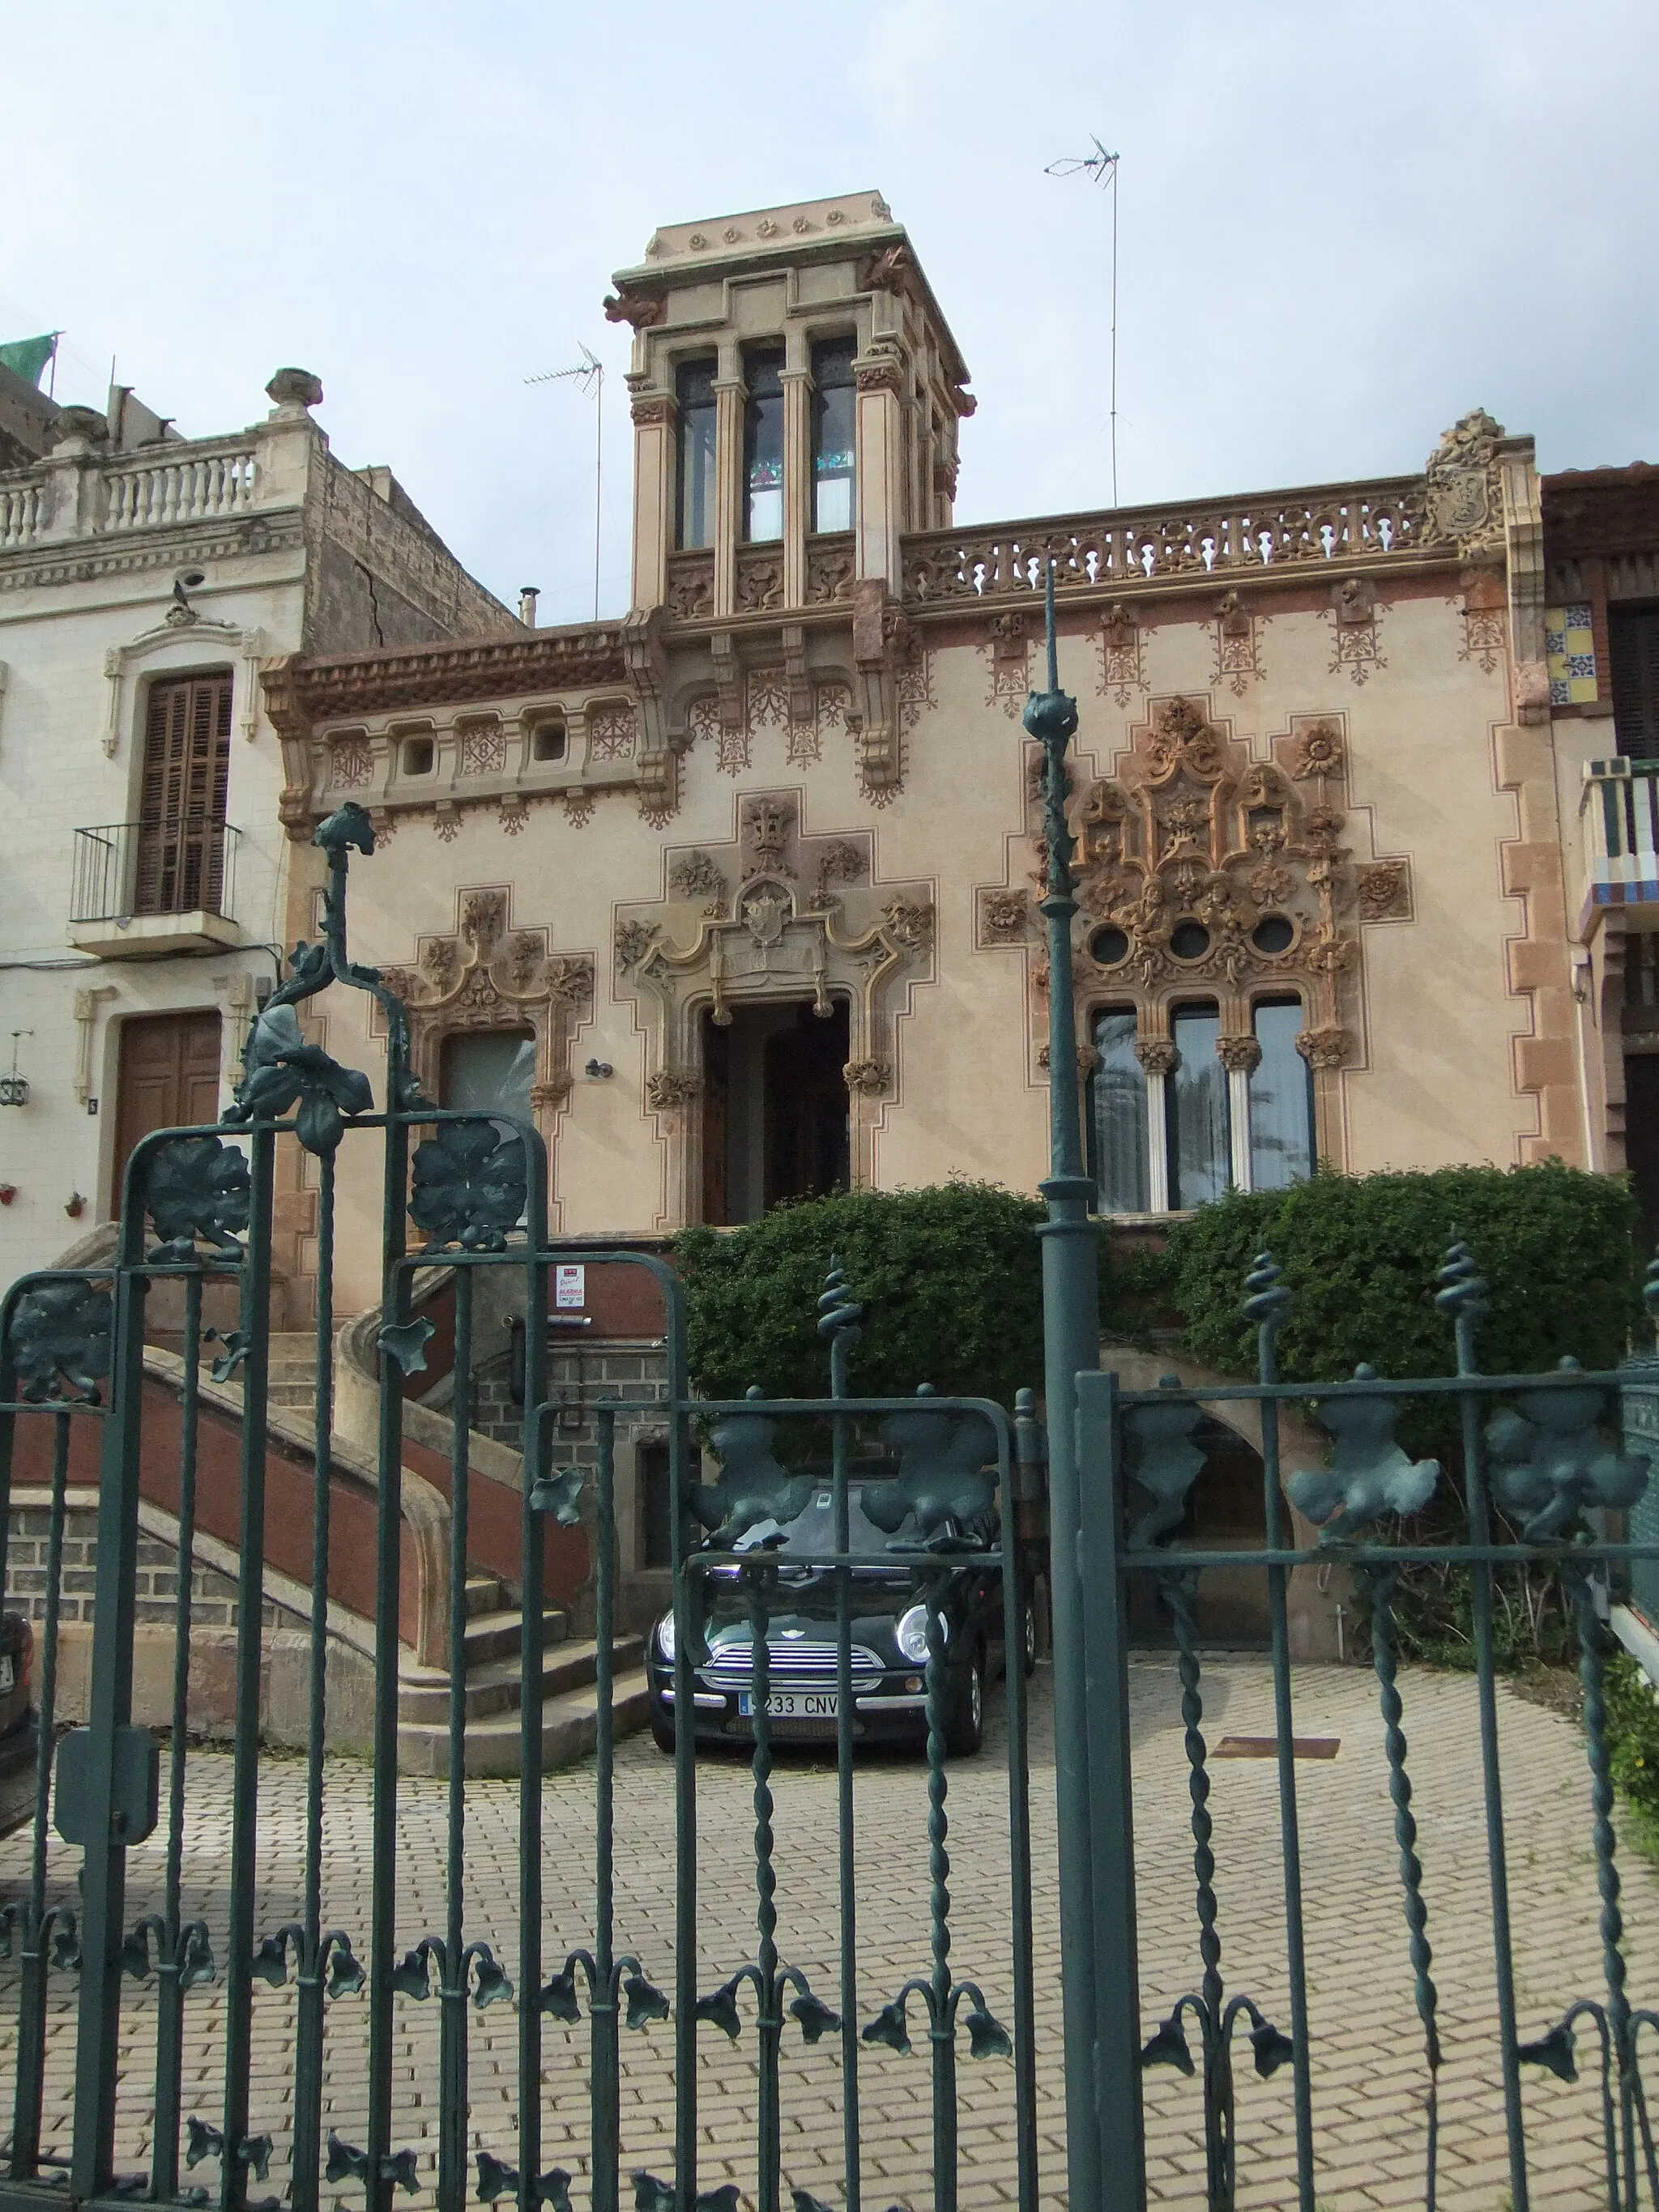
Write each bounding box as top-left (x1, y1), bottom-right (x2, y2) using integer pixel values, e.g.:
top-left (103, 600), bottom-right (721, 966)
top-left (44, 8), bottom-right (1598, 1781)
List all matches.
top-left (979, 889), bottom-right (1030, 944)
top-left (1210, 591), bottom-right (1265, 697)
top-left (382, 885), bottom-right (593, 1141)
top-left (1328, 577), bottom-right (1387, 686)
top-left (1296, 1026), bottom-right (1349, 1071)
top-left (603, 287), bottom-right (667, 330)
top-left (1422, 408), bottom-right (1507, 556)
top-left (842, 1058), bottom-right (891, 1095)
top-left (988, 693), bottom-right (1410, 1121)
top-left (1216, 1034), bottom-right (1263, 1075)
top-left (646, 1068), bottom-right (702, 1112)
top-left (1098, 602), bottom-right (1150, 708)
top-left (670, 850), bottom-right (727, 906)
top-left (613, 797), bottom-right (935, 1218)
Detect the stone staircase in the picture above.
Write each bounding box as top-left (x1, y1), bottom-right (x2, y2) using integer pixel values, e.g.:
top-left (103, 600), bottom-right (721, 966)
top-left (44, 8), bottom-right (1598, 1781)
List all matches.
top-left (206, 1336), bottom-right (652, 1771)
top-left (398, 1571), bottom-right (650, 1777)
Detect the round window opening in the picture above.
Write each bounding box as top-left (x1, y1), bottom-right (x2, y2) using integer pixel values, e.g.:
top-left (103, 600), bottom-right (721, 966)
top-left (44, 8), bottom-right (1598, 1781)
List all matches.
top-left (1090, 925), bottom-right (1130, 967)
top-left (1169, 919), bottom-right (1211, 961)
top-left (1252, 914), bottom-right (1295, 955)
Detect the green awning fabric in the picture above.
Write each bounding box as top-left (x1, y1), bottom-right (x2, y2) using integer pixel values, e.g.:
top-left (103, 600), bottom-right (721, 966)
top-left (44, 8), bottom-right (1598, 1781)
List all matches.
top-left (0, 335), bottom-right (57, 388)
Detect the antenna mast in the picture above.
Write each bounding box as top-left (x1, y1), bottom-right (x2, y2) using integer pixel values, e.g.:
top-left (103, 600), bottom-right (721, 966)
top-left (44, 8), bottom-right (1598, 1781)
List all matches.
top-left (527, 343), bottom-right (605, 621)
top-left (1045, 139), bottom-right (1121, 505)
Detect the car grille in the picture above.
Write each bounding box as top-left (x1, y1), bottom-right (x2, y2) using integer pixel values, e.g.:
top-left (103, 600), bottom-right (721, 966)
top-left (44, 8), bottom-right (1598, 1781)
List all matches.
top-left (701, 1639), bottom-right (885, 1690)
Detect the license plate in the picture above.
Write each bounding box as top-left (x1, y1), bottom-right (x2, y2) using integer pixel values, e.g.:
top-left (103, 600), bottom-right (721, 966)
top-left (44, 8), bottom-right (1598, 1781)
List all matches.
top-left (0, 1656), bottom-right (12, 1694)
top-left (738, 1691), bottom-right (838, 1718)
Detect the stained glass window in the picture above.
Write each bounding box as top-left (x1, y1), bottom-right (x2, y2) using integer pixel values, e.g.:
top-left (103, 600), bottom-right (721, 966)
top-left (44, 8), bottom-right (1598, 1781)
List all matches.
top-left (1166, 1003), bottom-right (1230, 1209)
top-left (810, 337), bottom-right (856, 535)
top-left (675, 359), bottom-right (717, 552)
top-left (1249, 999), bottom-right (1315, 1190)
top-left (1089, 1009), bottom-right (1149, 1213)
top-left (743, 347), bottom-right (785, 543)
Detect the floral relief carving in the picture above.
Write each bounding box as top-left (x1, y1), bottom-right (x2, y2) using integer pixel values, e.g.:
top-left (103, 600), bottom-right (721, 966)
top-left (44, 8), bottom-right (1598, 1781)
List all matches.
top-left (1297, 1026), bottom-right (1349, 1070)
top-left (881, 897), bottom-right (934, 951)
top-left (615, 919), bottom-right (658, 969)
top-left (1135, 1038), bottom-right (1178, 1078)
top-left (815, 839), bottom-right (866, 902)
top-left (743, 795), bottom-right (796, 876)
top-left (979, 889), bottom-right (1030, 944)
top-left (646, 1068), bottom-right (702, 1112)
top-left (735, 552), bottom-right (784, 615)
top-left (666, 556), bottom-right (714, 621)
top-left (1358, 859), bottom-right (1410, 919)
top-left (670, 850), bottom-right (727, 906)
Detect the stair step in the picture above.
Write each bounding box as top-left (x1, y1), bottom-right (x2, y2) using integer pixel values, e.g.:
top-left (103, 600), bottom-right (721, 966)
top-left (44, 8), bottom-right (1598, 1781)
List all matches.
top-left (463, 1606), bottom-right (570, 1667)
top-left (398, 1635), bottom-right (641, 1725)
top-left (399, 1669), bottom-right (653, 1779)
top-left (465, 1573), bottom-right (509, 1620)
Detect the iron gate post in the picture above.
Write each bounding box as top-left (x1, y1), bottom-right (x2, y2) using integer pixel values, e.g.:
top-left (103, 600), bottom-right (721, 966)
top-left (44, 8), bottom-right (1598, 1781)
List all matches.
top-left (1024, 565), bottom-right (1141, 2206)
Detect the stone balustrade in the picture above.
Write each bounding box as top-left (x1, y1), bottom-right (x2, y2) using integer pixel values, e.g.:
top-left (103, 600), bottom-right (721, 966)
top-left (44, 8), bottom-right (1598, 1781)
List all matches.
top-left (102, 442), bottom-right (258, 531)
top-left (900, 475), bottom-right (1439, 603)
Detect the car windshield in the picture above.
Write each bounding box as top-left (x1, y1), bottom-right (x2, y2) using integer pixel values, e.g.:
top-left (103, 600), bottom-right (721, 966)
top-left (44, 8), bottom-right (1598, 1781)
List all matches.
top-left (770, 1482), bottom-right (904, 1558)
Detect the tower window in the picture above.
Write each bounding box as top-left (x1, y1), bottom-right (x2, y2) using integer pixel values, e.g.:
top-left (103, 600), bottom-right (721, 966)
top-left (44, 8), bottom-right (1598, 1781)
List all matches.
top-left (810, 337), bottom-right (857, 535)
top-left (742, 347), bottom-right (786, 543)
top-left (675, 358), bottom-right (717, 552)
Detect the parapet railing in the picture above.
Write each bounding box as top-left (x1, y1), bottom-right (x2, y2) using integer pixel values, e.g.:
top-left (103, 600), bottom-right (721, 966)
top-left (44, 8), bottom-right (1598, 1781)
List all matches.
top-left (901, 474), bottom-right (1439, 603)
top-left (1580, 756), bottom-right (1659, 914)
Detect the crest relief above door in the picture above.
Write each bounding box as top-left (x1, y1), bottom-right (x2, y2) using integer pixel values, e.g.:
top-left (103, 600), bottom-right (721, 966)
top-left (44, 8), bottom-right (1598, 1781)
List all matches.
top-left (612, 791), bottom-right (936, 1223)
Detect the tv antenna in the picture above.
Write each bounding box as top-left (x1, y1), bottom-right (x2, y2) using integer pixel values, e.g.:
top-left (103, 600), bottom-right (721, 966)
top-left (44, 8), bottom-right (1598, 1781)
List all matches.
top-left (1045, 138), bottom-right (1121, 505)
top-left (527, 343), bottom-right (604, 622)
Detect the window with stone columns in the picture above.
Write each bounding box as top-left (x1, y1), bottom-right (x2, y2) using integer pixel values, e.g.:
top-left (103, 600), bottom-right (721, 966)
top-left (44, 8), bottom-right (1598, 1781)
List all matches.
top-left (979, 693), bottom-right (1413, 1216)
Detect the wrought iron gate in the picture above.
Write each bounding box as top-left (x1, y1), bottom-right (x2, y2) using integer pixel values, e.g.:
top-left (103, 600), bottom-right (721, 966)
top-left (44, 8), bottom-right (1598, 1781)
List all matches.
top-left (0, 804), bottom-right (1038, 2212)
top-left (1059, 1247), bottom-right (1659, 2212)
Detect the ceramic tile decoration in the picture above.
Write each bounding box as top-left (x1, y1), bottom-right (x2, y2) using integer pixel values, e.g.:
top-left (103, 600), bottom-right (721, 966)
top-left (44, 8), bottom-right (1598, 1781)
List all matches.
top-left (1546, 601), bottom-right (1598, 705)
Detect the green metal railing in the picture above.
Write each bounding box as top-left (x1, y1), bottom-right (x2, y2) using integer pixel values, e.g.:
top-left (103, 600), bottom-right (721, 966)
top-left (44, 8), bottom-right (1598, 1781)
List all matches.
top-left (0, 801), bottom-right (1037, 2212)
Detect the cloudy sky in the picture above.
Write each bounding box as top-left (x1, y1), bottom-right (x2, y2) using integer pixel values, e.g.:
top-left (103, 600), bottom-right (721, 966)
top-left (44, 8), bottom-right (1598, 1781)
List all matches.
top-left (6, 1), bottom-right (1656, 624)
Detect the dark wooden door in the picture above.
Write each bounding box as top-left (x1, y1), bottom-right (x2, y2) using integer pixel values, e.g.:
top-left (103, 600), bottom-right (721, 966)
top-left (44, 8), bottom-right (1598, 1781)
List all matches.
top-left (763, 999), bottom-right (850, 1208)
top-left (136, 672), bottom-right (232, 914)
top-left (112, 1011), bottom-right (222, 1213)
top-left (701, 1012), bottom-right (729, 1226)
top-left (1627, 1051), bottom-right (1659, 1254)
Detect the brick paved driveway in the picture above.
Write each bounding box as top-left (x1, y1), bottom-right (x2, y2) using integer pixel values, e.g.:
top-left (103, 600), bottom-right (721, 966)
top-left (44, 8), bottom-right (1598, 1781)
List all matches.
top-left (2, 1657), bottom-right (1653, 2210)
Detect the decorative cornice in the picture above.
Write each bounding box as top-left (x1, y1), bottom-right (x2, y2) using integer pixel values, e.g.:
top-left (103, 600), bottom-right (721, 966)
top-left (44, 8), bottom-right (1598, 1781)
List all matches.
top-left (268, 628), bottom-right (627, 727)
top-left (0, 513), bottom-right (305, 594)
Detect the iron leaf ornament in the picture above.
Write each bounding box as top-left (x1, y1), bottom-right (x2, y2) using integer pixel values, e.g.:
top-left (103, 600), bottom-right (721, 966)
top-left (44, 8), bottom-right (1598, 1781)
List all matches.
top-left (143, 1134), bottom-right (251, 1262)
top-left (408, 1118), bottom-right (527, 1252)
top-left (1292, 1366), bottom-right (1441, 1541)
top-left (8, 1278), bottom-right (113, 1403)
top-left (1122, 1380), bottom-right (1209, 1549)
top-left (1485, 1359), bottom-right (1650, 1540)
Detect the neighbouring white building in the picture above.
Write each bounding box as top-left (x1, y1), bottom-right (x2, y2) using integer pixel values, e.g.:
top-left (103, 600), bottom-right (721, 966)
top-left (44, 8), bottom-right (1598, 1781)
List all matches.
top-left (0, 363), bottom-right (515, 1290)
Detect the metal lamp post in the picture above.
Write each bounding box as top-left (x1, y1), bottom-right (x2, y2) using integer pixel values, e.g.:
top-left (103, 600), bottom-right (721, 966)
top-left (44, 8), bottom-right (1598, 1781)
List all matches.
top-left (1024, 562), bottom-right (1145, 2209)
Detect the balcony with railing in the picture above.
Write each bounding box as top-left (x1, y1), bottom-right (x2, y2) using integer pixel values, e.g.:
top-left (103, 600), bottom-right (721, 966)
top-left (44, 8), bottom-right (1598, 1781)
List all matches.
top-left (68, 816), bottom-right (243, 957)
top-left (1579, 759), bottom-right (1659, 931)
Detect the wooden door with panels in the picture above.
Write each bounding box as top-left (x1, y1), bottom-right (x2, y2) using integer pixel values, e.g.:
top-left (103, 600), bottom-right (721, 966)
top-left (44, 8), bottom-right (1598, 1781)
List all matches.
top-left (111, 1011), bottom-right (223, 1214)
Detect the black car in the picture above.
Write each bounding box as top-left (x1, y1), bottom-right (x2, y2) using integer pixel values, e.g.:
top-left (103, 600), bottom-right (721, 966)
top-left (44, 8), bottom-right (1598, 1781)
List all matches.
top-left (0, 1613), bottom-right (39, 1841)
top-left (647, 1403), bottom-right (1031, 1758)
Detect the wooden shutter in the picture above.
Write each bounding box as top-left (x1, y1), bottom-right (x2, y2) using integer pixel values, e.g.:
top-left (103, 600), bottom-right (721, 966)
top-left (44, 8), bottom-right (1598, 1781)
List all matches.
top-left (1610, 607), bottom-right (1659, 763)
top-left (136, 671), bottom-right (232, 914)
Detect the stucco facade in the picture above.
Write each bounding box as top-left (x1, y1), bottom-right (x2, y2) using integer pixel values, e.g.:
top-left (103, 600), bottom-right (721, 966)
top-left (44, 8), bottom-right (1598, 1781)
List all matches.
top-left (0, 370), bottom-right (515, 1293)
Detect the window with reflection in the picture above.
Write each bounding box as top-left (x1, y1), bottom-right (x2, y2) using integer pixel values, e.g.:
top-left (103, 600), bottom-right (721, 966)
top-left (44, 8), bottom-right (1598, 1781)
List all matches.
top-left (1249, 999), bottom-right (1315, 1189)
top-left (1166, 1003), bottom-right (1230, 1209)
top-left (441, 1029), bottom-right (535, 1136)
top-left (810, 337), bottom-right (856, 534)
top-left (675, 359), bottom-right (717, 551)
top-left (1088, 1008), bottom-right (1149, 1213)
top-left (742, 347), bottom-right (786, 543)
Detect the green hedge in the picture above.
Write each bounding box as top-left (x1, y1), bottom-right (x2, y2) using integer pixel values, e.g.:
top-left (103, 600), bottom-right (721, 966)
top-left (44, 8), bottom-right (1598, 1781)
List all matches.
top-left (674, 1182), bottom-right (1049, 1409)
top-left (1162, 1162), bottom-right (1643, 1413)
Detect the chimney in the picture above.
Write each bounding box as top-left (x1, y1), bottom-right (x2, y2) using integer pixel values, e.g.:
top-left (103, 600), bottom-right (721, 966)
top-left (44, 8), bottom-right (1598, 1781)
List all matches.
top-left (518, 586), bottom-right (539, 628)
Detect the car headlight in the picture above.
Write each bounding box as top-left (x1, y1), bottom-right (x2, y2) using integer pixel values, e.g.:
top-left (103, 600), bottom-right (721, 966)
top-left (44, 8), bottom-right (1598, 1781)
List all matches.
top-left (896, 1604), bottom-right (944, 1664)
top-left (655, 1612), bottom-right (676, 1664)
